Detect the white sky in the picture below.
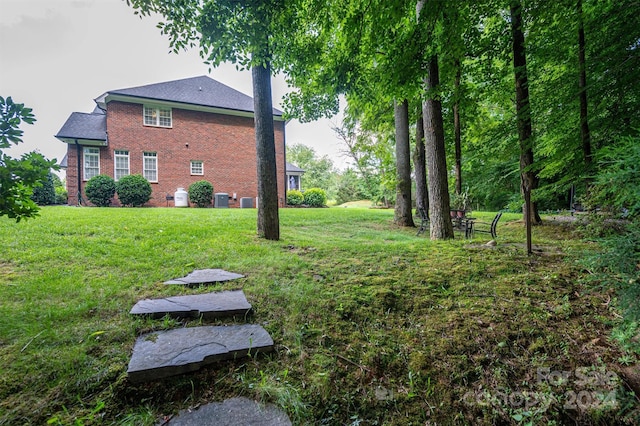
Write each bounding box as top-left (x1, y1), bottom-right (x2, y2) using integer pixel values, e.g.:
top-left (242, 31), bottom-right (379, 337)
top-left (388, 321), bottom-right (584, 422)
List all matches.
top-left (0, 0), bottom-right (348, 174)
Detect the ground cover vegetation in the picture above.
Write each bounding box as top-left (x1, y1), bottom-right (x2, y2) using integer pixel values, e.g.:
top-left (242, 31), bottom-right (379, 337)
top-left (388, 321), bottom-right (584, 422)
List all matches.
top-left (0, 207), bottom-right (638, 425)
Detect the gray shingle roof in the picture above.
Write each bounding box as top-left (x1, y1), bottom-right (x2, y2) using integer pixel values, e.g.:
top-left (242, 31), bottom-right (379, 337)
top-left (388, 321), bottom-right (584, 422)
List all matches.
top-left (107, 75), bottom-right (283, 116)
top-left (55, 112), bottom-right (107, 141)
top-left (286, 162), bottom-right (305, 173)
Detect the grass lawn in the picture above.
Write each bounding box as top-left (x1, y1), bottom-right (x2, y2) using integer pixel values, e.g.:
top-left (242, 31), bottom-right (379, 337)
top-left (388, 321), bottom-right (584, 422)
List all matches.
top-left (0, 206), bottom-right (637, 425)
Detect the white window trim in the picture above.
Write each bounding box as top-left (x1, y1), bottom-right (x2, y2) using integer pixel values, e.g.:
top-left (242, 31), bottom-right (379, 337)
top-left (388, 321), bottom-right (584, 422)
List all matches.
top-left (114, 150), bottom-right (130, 181)
top-left (83, 147), bottom-right (100, 181)
top-left (190, 160), bottom-right (204, 176)
top-left (143, 152), bottom-right (158, 183)
top-left (143, 105), bottom-right (172, 128)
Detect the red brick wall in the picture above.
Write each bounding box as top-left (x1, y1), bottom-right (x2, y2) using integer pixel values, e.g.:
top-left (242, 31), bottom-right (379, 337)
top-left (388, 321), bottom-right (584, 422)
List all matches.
top-left (66, 101), bottom-right (286, 207)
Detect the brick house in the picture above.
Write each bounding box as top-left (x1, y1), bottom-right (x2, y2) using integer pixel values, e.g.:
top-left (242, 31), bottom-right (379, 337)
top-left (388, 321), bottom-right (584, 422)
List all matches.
top-left (55, 75), bottom-right (292, 207)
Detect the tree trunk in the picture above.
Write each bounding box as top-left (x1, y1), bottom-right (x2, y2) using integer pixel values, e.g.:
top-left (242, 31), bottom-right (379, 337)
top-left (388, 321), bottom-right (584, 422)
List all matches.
top-left (577, 0), bottom-right (592, 168)
top-left (413, 108), bottom-right (428, 216)
top-left (394, 99), bottom-right (415, 227)
top-left (423, 55), bottom-right (454, 240)
top-left (511, 0), bottom-right (541, 232)
top-left (252, 59), bottom-right (280, 240)
top-left (453, 60), bottom-right (462, 195)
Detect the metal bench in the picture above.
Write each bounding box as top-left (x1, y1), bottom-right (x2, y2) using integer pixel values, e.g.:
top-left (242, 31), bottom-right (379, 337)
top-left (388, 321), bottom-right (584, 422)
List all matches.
top-left (471, 212), bottom-right (503, 239)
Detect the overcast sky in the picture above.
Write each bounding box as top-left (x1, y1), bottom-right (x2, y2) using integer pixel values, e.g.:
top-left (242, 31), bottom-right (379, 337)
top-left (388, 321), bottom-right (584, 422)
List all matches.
top-left (0, 0), bottom-right (348, 173)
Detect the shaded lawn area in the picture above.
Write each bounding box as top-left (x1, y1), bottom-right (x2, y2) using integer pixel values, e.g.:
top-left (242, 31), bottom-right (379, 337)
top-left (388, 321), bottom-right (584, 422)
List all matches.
top-left (0, 207), bottom-right (637, 425)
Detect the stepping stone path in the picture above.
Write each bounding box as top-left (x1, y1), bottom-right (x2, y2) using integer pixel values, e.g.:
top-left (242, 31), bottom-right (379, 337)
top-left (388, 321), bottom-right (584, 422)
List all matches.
top-left (127, 270), bottom-right (290, 423)
top-left (164, 268), bottom-right (245, 286)
top-left (129, 290), bottom-right (252, 319)
top-left (164, 397), bottom-right (292, 425)
top-left (127, 324), bottom-right (273, 382)
top-left (127, 269), bottom-right (274, 384)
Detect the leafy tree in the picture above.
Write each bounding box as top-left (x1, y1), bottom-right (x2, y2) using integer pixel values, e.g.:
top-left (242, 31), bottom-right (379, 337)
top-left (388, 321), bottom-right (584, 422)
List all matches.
top-left (585, 133), bottom-right (640, 218)
top-left (31, 172), bottom-right (56, 205)
top-left (286, 143), bottom-right (338, 199)
top-left (115, 174), bottom-right (152, 207)
top-left (334, 169), bottom-right (368, 205)
top-left (0, 96), bottom-right (57, 221)
top-left (126, 0), bottom-right (307, 240)
top-left (333, 118), bottom-right (395, 207)
top-left (51, 174), bottom-right (67, 205)
top-left (85, 174), bottom-right (116, 207)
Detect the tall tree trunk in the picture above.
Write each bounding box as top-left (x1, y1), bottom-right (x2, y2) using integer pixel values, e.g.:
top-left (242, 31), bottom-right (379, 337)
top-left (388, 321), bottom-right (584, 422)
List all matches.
top-left (413, 108), bottom-right (428, 215)
top-left (252, 58), bottom-right (280, 240)
top-left (577, 0), bottom-right (592, 168)
top-left (423, 55), bottom-right (454, 240)
top-left (394, 99), bottom-right (415, 227)
top-left (511, 0), bottom-right (541, 255)
top-left (453, 60), bottom-right (462, 195)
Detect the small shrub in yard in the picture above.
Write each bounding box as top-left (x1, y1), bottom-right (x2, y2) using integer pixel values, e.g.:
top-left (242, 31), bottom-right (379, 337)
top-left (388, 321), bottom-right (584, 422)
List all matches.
top-left (303, 188), bottom-right (327, 207)
top-left (287, 189), bottom-right (304, 206)
top-left (116, 174), bottom-right (152, 207)
top-left (85, 174), bottom-right (116, 207)
top-left (55, 186), bottom-right (68, 205)
top-left (189, 180), bottom-right (214, 207)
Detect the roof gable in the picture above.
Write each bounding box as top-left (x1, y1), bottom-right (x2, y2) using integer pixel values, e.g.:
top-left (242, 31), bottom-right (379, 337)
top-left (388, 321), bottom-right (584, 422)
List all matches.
top-left (101, 76), bottom-right (283, 117)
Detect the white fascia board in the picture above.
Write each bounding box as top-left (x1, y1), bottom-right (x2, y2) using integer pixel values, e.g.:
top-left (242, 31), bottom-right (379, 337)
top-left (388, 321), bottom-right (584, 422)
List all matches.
top-left (57, 137), bottom-right (108, 146)
top-left (104, 94), bottom-right (286, 122)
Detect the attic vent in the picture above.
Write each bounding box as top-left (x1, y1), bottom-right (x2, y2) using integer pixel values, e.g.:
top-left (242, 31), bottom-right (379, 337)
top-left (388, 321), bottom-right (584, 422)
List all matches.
top-left (198, 86), bottom-right (202, 91)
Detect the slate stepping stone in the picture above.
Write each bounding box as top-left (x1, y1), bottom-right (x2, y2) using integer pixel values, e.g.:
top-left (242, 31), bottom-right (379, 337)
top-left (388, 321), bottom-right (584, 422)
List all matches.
top-left (165, 269), bottom-right (245, 286)
top-left (129, 290), bottom-right (252, 319)
top-left (127, 324), bottom-right (273, 383)
top-left (163, 397), bottom-right (292, 425)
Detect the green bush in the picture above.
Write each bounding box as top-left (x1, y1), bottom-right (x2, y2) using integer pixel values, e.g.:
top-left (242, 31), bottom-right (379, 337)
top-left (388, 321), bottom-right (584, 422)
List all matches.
top-left (303, 188), bottom-right (327, 207)
top-left (287, 189), bottom-right (304, 206)
top-left (188, 180), bottom-right (214, 208)
top-left (54, 186), bottom-right (68, 205)
top-left (116, 174), bottom-right (152, 207)
top-left (31, 173), bottom-right (56, 205)
top-left (85, 175), bottom-right (116, 207)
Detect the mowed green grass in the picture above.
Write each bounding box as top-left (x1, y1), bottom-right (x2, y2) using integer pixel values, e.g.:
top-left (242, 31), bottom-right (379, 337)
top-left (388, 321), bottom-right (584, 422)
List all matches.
top-left (0, 207), bottom-right (635, 425)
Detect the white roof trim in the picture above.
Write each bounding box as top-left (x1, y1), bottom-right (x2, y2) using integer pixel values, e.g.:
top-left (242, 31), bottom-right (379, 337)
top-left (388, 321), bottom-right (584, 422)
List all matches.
top-left (99, 93), bottom-right (286, 122)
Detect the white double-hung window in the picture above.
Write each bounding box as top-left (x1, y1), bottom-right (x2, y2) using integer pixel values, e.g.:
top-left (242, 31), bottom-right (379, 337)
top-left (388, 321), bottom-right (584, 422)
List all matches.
top-left (143, 152), bottom-right (158, 182)
top-left (190, 160), bottom-right (204, 176)
top-left (83, 147), bottom-right (100, 180)
top-left (114, 150), bottom-right (130, 181)
top-left (143, 105), bottom-right (172, 128)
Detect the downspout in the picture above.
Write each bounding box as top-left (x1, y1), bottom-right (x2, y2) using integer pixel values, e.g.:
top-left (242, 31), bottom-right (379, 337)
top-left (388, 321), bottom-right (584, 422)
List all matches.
top-left (75, 140), bottom-right (82, 206)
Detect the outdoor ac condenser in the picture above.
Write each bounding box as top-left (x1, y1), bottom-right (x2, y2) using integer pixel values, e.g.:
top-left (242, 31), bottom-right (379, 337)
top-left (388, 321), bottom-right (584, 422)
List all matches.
top-left (214, 193), bottom-right (229, 208)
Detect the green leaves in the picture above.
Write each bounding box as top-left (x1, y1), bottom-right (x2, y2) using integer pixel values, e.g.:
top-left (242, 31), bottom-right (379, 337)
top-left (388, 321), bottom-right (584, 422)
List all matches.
top-left (0, 96), bottom-right (36, 148)
top-left (0, 97), bottom-right (56, 222)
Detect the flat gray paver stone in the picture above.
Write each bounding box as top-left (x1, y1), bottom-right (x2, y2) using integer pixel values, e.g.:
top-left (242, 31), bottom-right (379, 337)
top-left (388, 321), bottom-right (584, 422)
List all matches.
top-left (165, 269), bottom-right (245, 286)
top-left (164, 397), bottom-right (292, 425)
top-left (129, 290), bottom-right (252, 319)
top-left (127, 324), bottom-right (273, 383)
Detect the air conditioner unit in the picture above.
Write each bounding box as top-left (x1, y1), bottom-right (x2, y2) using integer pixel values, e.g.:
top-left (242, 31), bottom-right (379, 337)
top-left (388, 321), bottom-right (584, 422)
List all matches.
top-left (214, 193), bottom-right (229, 208)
